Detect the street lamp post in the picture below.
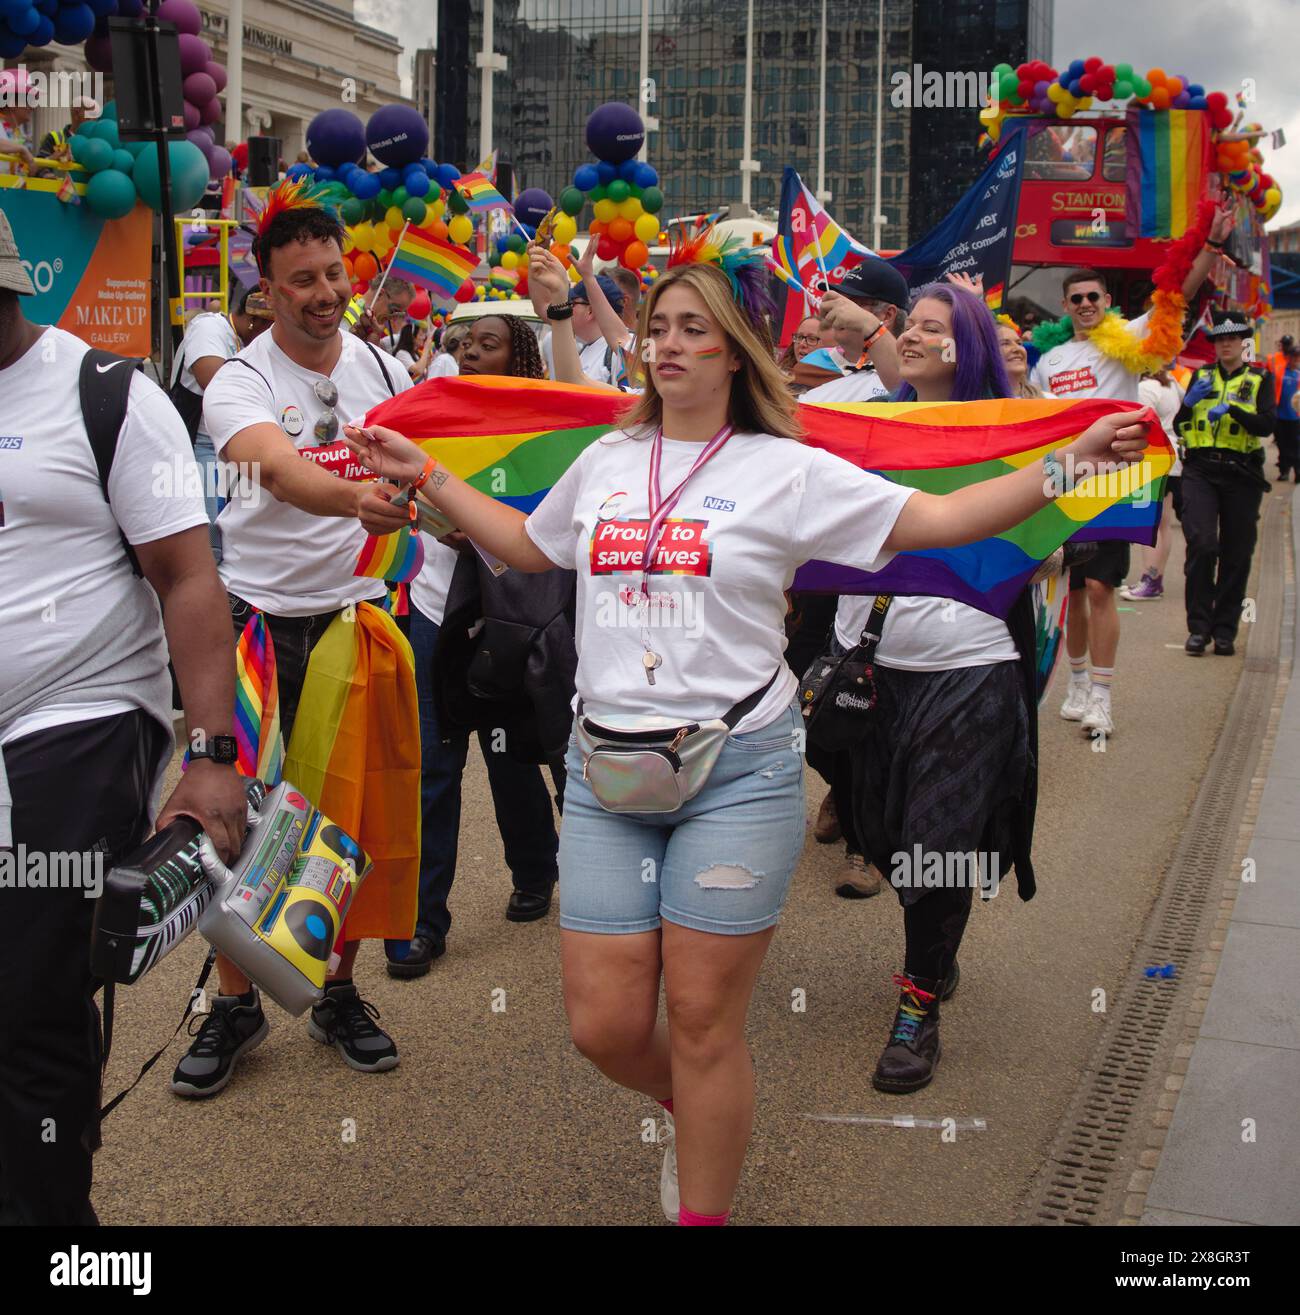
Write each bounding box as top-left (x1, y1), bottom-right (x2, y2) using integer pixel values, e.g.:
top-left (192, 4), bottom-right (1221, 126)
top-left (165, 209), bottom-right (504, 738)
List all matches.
top-left (225, 0), bottom-right (242, 150)
top-left (816, 0), bottom-right (830, 203)
top-left (872, 0), bottom-right (885, 249)
top-left (740, 0), bottom-right (759, 210)
top-left (476, 0), bottom-right (508, 165)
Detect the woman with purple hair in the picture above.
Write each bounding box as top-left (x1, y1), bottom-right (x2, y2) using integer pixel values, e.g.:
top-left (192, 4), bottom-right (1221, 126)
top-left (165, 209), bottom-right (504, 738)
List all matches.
top-left (831, 282), bottom-right (1044, 1095)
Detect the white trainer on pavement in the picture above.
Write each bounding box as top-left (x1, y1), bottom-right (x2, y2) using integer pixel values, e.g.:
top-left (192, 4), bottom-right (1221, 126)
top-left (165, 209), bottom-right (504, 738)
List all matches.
top-left (659, 1110), bottom-right (679, 1223)
top-left (1081, 691), bottom-right (1114, 737)
top-left (1060, 681), bottom-right (1090, 721)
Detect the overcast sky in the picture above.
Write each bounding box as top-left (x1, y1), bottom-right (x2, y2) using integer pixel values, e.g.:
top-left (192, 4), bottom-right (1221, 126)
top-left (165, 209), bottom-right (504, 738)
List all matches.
top-left (359, 0), bottom-right (1300, 232)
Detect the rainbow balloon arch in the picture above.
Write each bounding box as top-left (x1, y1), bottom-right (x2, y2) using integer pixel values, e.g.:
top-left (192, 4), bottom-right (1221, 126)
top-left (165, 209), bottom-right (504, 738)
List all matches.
top-left (979, 56), bottom-right (1282, 223)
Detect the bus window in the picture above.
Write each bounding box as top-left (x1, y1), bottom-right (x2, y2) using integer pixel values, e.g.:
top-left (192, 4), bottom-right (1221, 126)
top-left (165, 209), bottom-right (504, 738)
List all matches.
top-left (1024, 125), bottom-right (1097, 180)
top-left (1102, 127), bottom-right (1127, 181)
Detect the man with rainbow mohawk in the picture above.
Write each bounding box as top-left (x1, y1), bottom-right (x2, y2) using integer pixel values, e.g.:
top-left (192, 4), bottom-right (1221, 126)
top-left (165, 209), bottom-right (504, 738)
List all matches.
top-left (171, 178), bottom-right (421, 1098)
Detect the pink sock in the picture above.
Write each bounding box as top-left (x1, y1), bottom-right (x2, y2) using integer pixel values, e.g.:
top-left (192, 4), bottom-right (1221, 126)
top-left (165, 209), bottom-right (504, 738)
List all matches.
top-left (658, 1098), bottom-right (673, 1114)
top-left (678, 1207), bottom-right (729, 1226)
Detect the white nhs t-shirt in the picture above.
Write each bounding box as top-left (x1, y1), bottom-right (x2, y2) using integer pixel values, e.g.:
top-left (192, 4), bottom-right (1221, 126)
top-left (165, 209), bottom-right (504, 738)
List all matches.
top-left (1029, 313), bottom-right (1150, 403)
top-left (524, 429), bottom-right (916, 734)
top-left (202, 329), bottom-right (411, 616)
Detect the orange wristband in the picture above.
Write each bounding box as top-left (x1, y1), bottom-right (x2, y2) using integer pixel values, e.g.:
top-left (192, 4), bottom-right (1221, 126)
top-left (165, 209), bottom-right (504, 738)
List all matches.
top-left (410, 457), bottom-right (437, 493)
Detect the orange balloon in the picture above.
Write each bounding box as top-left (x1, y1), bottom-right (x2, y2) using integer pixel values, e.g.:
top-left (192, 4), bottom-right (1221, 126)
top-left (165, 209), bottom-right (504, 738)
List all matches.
top-left (550, 241), bottom-right (571, 263)
top-left (608, 218), bottom-right (633, 242)
top-left (354, 252), bottom-right (379, 281)
top-left (589, 219), bottom-right (607, 236)
top-left (429, 219), bottom-right (449, 241)
top-left (621, 240), bottom-right (649, 269)
top-left (342, 255), bottom-right (354, 279)
top-left (1150, 87), bottom-right (1171, 109)
top-left (1164, 77), bottom-right (1183, 97)
top-left (1147, 67), bottom-right (1167, 86)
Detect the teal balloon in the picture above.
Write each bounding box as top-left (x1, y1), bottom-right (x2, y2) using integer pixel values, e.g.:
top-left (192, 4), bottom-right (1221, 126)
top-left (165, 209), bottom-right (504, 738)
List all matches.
top-left (80, 137), bottom-right (114, 174)
top-left (96, 118), bottom-right (120, 150)
top-left (122, 139), bottom-right (148, 159)
top-left (340, 196), bottom-right (364, 225)
top-left (401, 196), bottom-right (426, 224)
top-left (110, 148), bottom-right (135, 176)
top-left (102, 100), bottom-right (118, 119)
top-left (85, 169), bottom-right (138, 220)
top-left (69, 134), bottom-right (89, 164)
top-left (133, 141), bottom-right (210, 212)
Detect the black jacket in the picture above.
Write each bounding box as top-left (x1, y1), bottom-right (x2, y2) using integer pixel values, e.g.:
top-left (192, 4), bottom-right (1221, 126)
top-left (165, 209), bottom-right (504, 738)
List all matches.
top-left (432, 551), bottom-right (578, 765)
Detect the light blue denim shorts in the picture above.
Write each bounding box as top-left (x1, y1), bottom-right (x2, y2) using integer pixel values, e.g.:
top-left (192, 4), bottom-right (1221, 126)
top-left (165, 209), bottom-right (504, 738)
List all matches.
top-left (558, 702), bottom-right (806, 936)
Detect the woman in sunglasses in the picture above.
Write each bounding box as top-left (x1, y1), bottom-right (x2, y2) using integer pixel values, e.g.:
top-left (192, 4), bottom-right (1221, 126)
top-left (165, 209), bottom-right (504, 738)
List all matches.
top-left (342, 235), bottom-right (1152, 1225)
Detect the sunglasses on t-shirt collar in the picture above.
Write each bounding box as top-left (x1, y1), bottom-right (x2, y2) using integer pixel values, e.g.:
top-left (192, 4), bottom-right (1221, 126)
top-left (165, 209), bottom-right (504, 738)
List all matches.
top-left (1069, 291), bottom-right (1104, 306)
top-left (312, 378), bottom-right (339, 444)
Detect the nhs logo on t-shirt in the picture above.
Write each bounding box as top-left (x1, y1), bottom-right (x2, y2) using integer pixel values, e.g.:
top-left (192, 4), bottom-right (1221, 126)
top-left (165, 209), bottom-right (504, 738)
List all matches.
top-left (0, 436), bottom-right (22, 449)
top-left (702, 496), bottom-right (735, 512)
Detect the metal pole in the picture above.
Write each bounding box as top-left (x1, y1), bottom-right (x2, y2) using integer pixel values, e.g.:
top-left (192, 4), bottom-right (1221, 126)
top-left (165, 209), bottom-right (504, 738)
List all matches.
top-left (872, 0), bottom-right (884, 249)
top-left (145, 0), bottom-right (181, 370)
top-left (638, 0), bottom-right (650, 162)
top-left (741, 0), bottom-right (755, 208)
top-left (816, 0), bottom-right (827, 201)
top-left (478, 0), bottom-right (494, 165)
top-left (225, 0), bottom-right (243, 152)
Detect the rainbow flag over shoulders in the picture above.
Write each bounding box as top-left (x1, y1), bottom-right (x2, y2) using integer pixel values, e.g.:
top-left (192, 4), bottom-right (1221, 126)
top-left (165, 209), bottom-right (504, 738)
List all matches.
top-left (388, 227), bottom-right (479, 298)
top-left (363, 380), bottom-right (1169, 618)
top-left (1125, 107), bottom-right (1211, 240)
top-left (455, 171), bottom-right (511, 214)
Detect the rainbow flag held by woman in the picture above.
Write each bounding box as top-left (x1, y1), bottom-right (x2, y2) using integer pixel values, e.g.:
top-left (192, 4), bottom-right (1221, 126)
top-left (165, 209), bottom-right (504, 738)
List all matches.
top-left (363, 378), bottom-right (1170, 619)
top-left (1125, 107), bottom-right (1211, 240)
top-left (354, 521), bottom-right (425, 583)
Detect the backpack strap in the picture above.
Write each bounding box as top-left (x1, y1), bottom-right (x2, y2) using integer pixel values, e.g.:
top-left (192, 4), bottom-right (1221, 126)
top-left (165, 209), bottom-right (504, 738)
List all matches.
top-left (79, 348), bottom-right (144, 577)
top-left (361, 338), bottom-right (397, 397)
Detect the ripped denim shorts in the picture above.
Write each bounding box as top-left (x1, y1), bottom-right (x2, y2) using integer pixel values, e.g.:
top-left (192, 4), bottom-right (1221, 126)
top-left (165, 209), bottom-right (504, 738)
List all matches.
top-left (557, 702), bottom-right (805, 936)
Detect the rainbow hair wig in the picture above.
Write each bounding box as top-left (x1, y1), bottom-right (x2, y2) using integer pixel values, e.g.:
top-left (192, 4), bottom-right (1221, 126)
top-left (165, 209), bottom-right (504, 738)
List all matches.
top-left (667, 222), bottom-right (775, 331)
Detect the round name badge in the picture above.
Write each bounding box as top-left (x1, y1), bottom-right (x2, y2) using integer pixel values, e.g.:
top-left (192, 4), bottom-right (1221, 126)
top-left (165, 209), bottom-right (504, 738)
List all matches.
top-left (280, 405), bottom-right (304, 437)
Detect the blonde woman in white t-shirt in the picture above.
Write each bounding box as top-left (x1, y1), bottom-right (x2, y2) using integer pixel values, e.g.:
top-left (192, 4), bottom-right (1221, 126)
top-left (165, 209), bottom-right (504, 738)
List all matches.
top-left (343, 246), bottom-right (1151, 1226)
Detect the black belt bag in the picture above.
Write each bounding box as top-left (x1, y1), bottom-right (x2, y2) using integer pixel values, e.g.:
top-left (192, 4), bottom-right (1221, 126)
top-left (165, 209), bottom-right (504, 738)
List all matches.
top-left (798, 595), bottom-right (893, 753)
top-left (575, 671), bottom-right (781, 814)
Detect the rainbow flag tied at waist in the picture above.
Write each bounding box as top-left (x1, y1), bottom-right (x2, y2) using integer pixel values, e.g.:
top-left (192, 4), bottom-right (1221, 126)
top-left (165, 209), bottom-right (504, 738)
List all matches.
top-left (231, 604), bottom-right (420, 941)
top-left (363, 377), bottom-right (1170, 619)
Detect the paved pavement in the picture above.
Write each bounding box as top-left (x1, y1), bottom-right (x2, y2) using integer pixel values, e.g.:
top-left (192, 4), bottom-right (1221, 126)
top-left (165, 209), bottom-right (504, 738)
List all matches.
top-left (1142, 485), bottom-right (1300, 1227)
top-left (93, 520), bottom-right (1254, 1225)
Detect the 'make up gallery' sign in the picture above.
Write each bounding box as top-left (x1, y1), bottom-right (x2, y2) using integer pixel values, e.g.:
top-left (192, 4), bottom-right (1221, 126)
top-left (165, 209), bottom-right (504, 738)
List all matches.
top-left (200, 9), bottom-right (294, 58)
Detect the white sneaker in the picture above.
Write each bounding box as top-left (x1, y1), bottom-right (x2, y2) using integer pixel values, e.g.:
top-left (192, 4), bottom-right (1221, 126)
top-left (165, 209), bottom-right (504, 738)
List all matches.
top-left (1060, 681), bottom-right (1090, 721)
top-left (1081, 691), bottom-right (1114, 737)
top-left (659, 1111), bottom-right (679, 1222)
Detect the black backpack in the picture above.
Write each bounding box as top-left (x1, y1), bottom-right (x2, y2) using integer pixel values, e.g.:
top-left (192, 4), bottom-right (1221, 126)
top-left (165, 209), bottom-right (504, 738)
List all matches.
top-left (78, 347), bottom-right (146, 576)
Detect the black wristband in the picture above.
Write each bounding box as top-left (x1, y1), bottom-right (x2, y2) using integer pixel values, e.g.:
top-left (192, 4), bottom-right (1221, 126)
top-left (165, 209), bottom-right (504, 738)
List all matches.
top-left (1206, 239), bottom-right (1225, 250)
top-left (546, 303), bottom-right (574, 321)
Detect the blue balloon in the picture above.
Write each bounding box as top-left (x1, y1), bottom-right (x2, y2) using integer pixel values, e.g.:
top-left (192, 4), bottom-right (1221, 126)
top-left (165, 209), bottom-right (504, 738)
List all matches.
top-left (315, 164), bottom-right (336, 182)
top-left (616, 158), bottom-right (640, 181)
top-left (1069, 59), bottom-right (1085, 76)
top-left (0, 32), bottom-right (24, 59)
top-left (434, 162), bottom-right (460, 186)
top-left (635, 162), bottom-right (658, 188)
top-left (378, 166), bottom-right (401, 189)
top-left (286, 162), bottom-right (313, 180)
top-left (595, 160), bottom-right (616, 184)
top-left (115, 0), bottom-right (143, 13)
top-left (8, 8), bottom-right (39, 37)
top-left (573, 163), bottom-right (600, 192)
top-left (1188, 95), bottom-right (1208, 110)
top-left (1069, 78), bottom-right (1083, 96)
top-left (404, 169), bottom-right (430, 197)
top-left (418, 157), bottom-right (437, 175)
top-left (33, 0), bottom-right (57, 14)
top-left (1188, 84), bottom-right (1204, 98)
top-left (30, 13), bottom-right (54, 43)
top-left (350, 171), bottom-right (381, 199)
top-left (54, 4), bottom-right (95, 42)
top-left (84, 0), bottom-right (115, 14)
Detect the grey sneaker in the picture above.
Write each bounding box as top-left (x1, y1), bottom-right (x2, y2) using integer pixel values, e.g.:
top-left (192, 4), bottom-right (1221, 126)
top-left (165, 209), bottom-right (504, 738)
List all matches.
top-left (170, 991), bottom-right (269, 1098)
top-left (307, 982), bottom-right (399, 1072)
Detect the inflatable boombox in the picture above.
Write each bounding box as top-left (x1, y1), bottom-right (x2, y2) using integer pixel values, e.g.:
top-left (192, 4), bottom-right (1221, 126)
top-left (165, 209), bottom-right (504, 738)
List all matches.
top-left (91, 781), bottom-right (371, 1015)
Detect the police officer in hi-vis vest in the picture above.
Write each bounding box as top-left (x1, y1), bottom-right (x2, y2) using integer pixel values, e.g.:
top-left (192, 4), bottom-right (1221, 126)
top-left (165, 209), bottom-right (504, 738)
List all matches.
top-left (1176, 307), bottom-right (1276, 657)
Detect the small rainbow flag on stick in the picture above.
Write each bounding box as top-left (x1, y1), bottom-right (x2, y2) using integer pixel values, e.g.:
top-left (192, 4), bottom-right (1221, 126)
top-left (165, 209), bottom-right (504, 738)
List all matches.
top-left (354, 522), bottom-right (426, 583)
top-left (454, 171), bottom-right (511, 213)
top-left (363, 379), bottom-right (1169, 618)
top-left (387, 227), bottom-right (479, 298)
top-left (1125, 107), bottom-right (1211, 240)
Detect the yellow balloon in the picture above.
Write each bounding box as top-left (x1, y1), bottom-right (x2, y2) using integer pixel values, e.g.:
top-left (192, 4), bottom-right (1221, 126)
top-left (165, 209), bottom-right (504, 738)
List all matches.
top-left (1056, 101), bottom-right (1072, 118)
top-left (373, 231), bottom-right (392, 257)
top-left (385, 205), bottom-right (404, 230)
top-left (1047, 82), bottom-right (1065, 103)
top-left (633, 212), bottom-right (659, 243)
top-left (518, 252), bottom-right (530, 267)
top-left (501, 250), bottom-right (520, 270)
top-left (618, 197), bottom-right (642, 220)
top-left (351, 223), bottom-right (374, 253)
top-left (342, 229), bottom-right (356, 254)
top-left (449, 213), bottom-right (473, 245)
top-left (429, 197), bottom-right (445, 220)
top-left (553, 213), bottom-right (578, 244)
top-left (593, 198), bottom-right (617, 224)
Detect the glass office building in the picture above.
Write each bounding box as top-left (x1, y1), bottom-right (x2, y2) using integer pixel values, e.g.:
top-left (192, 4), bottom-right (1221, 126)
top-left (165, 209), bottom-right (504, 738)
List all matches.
top-left (435, 0), bottom-right (1052, 250)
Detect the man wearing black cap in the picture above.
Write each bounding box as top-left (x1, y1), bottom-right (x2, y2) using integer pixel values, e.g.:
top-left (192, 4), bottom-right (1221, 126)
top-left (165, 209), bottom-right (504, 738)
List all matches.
top-left (1175, 307), bottom-right (1275, 657)
top-left (800, 257), bottom-right (907, 403)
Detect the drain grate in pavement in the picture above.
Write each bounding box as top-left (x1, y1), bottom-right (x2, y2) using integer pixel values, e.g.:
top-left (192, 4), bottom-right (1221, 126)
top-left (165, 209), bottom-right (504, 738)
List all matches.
top-left (1020, 498), bottom-right (1288, 1226)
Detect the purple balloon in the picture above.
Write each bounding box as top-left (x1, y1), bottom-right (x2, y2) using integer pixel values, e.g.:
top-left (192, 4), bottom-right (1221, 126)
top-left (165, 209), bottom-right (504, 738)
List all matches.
top-left (183, 71), bottom-right (217, 106)
top-left (183, 100), bottom-right (200, 131)
top-left (84, 33), bottom-right (113, 72)
top-left (208, 145), bottom-right (232, 180)
top-left (1034, 80), bottom-right (1049, 96)
top-left (186, 128), bottom-right (215, 160)
top-left (199, 96), bottom-right (222, 127)
top-left (178, 33), bottom-right (212, 78)
top-left (205, 61), bottom-right (227, 94)
top-left (585, 102), bottom-right (645, 164)
top-left (1173, 91), bottom-right (1191, 109)
top-left (158, 0), bottom-right (201, 35)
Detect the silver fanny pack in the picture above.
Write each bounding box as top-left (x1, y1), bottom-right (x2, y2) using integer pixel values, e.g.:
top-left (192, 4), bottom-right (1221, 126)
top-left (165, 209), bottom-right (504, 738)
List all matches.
top-left (575, 672), bottom-right (781, 814)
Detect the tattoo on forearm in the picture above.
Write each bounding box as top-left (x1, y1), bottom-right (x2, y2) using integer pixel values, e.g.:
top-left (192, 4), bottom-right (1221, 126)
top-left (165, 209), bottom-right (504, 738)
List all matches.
top-left (429, 467), bottom-right (450, 491)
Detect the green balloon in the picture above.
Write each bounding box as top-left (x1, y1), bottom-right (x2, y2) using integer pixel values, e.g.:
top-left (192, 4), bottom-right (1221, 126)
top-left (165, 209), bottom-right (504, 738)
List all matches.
top-left (1115, 63), bottom-right (1133, 81)
top-left (505, 233), bottom-right (525, 253)
top-left (1113, 80), bottom-right (1133, 99)
top-left (640, 186), bottom-right (663, 214)
top-left (85, 168), bottom-right (138, 220)
top-left (369, 198), bottom-right (387, 221)
top-left (992, 62), bottom-right (1014, 79)
top-left (340, 196), bottom-right (364, 225)
top-left (392, 185), bottom-right (408, 207)
top-left (132, 141), bottom-right (210, 212)
top-left (123, 139), bottom-right (149, 159)
top-left (377, 188), bottom-right (393, 208)
top-left (999, 73), bottom-right (1019, 100)
top-left (588, 183), bottom-right (606, 203)
top-left (80, 137), bottom-right (114, 174)
top-left (559, 186), bottom-right (585, 215)
top-left (607, 178), bottom-right (630, 202)
top-left (110, 148), bottom-right (135, 176)
top-left (1134, 78), bottom-right (1151, 98)
top-left (401, 196), bottom-right (427, 224)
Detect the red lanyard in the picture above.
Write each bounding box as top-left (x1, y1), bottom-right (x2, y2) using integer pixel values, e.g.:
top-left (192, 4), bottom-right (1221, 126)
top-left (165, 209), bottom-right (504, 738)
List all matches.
top-left (639, 422), bottom-right (732, 598)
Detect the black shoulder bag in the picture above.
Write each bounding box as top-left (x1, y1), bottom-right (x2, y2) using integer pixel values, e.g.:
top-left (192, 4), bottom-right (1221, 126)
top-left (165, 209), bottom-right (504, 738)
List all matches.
top-left (798, 594), bottom-right (893, 753)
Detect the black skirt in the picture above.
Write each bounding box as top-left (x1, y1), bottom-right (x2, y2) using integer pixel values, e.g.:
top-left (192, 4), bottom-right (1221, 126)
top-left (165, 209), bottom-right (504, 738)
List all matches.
top-left (850, 660), bottom-right (1031, 907)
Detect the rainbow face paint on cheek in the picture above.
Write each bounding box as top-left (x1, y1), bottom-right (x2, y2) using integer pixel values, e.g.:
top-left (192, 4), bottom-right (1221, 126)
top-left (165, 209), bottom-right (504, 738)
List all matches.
top-left (695, 346), bottom-right (724, 359)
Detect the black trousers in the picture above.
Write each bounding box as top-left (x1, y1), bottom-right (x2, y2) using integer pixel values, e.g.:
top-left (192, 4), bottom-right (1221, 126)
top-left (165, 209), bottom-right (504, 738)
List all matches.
top-left (1181, 454), bottom-right (1268, 643)
top-left (0, 710), bottom-right (164, 1225)
top-left (904, 886), bottom-right (973, 984)
top-left (1275, 420), bottom-right (1300, 479)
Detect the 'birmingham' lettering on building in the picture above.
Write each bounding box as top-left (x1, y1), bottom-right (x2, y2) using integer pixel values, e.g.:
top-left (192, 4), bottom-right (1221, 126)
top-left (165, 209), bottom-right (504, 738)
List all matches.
top-left (890, 66), bottom-right (998, 110)
top-left (0, 847), bottom-right (104, 899)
